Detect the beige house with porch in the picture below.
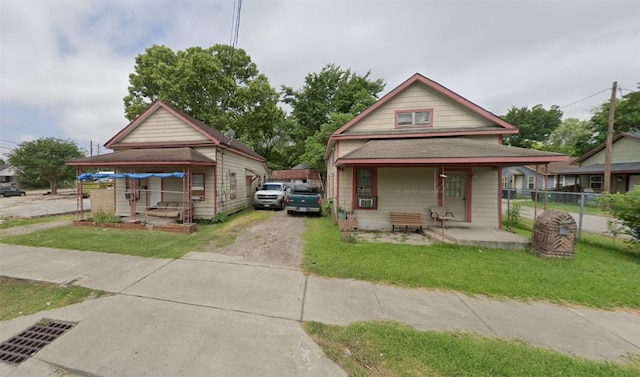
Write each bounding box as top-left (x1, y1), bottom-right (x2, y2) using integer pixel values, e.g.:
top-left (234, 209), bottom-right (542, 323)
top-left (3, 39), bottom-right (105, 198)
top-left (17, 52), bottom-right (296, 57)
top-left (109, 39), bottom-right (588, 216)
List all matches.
top-left (325, 73), bottom-right (567, 231)
top-left (67, 100), bottom-right (268, 224)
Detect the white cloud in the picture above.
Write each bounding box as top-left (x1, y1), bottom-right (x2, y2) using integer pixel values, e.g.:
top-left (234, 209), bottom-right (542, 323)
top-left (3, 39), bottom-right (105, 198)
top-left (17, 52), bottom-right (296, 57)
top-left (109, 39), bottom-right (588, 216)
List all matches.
top-left (1, 0), bottom-right (638, 158)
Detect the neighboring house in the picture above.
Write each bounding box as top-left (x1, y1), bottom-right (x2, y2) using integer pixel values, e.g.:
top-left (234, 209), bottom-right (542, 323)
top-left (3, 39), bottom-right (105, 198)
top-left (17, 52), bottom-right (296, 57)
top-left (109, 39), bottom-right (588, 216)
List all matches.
top-left (557, 131), bottom-right (640, 193)
top-left (67, 100), bottom-right (269, 223)
top-left (270, 163), bottom-right (323, 189)
top-left (0, 164), bottom-right (16, 186)
top-left (502, 159), bottom-right (577, 196)
top-left (324, 73), bottom-right (567, 231)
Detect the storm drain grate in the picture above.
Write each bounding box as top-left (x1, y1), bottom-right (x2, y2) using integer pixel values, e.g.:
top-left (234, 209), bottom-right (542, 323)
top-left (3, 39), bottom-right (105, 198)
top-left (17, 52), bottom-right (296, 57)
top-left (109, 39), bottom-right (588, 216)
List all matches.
top-left (0, 319), bottom-right (77, 364)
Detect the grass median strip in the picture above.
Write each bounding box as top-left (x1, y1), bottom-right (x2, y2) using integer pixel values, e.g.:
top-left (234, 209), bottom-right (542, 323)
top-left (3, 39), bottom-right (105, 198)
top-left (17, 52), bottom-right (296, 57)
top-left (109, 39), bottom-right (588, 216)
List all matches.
top-left (304, 321), bottom-right (640, 376)
top-left (303, 217), bottom-right (640, 310)
top-left (0, 277), bottom-right (108, 321)
top-left (0, 215), bottom-right (74, 229)
top-left (0, 210), bottom-right (273, 259)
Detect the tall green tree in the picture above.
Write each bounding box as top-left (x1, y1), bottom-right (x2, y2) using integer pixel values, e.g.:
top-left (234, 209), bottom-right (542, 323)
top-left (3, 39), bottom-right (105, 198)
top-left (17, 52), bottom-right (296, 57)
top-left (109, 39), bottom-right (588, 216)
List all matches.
top-left (502, 105), bottom-right (563, 149)
top-left (282, 64), bottom-right (385, 171)
top-left (587, 84), bottom-right (640, 147)
top-left (8, 138), bottom-right (84, 194)
top-left (532, 117), bottom-right (593, 156)
top-left (124, 44), bottom-right (283, 154)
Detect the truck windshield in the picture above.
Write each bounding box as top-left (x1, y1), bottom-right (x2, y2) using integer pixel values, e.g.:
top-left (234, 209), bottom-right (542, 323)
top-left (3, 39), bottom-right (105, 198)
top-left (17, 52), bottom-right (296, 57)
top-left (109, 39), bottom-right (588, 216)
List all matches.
top-left (262, 184), bottom-right (283, 191)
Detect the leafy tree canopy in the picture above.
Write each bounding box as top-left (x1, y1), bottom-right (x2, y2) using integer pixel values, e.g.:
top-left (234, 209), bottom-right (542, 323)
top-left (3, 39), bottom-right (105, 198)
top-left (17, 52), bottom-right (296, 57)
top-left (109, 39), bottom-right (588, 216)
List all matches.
top-left (531, 117), bottom-right (593, 156)
top-left (8, 138), bottom-right (84, 194)
top-left (282, 64), bottom-right (385, 171)
top-left (588, 83), bottom-right (640, 146)
top-left (502, 105), bottom-right (563, 149)
top-left (123, 44), bottom-right (283, 155)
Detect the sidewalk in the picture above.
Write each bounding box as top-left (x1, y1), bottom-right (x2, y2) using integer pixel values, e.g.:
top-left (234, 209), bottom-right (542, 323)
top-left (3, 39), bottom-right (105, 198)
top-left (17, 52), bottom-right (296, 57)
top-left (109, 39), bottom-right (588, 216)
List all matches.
top-left (1, 245), bottom-right (639, 376)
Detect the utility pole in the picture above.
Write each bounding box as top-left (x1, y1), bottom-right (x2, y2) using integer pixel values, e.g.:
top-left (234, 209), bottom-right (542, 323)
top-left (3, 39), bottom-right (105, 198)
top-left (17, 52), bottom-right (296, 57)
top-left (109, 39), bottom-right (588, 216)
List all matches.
top-left (90, 141), bottom-right (93, 157)
top-left (603, 81), bottom-right (617, 194)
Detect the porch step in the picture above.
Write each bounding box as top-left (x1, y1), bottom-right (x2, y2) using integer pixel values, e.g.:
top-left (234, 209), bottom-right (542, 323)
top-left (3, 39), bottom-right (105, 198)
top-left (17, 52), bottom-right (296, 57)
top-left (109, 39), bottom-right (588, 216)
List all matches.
top-left (427, 227), bottom-right (530, 251)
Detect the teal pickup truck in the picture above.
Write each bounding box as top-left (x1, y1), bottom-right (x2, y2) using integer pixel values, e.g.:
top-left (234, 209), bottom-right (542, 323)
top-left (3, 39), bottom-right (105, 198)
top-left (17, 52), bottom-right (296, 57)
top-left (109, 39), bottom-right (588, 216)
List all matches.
top-left (285, 184), bottom-right (322, 216)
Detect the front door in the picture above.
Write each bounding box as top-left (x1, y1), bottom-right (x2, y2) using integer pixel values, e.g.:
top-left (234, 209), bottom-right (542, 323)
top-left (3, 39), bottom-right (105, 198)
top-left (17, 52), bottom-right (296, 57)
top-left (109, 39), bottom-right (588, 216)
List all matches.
top-left (149, 177), bottom-right (162, 206)
top-left (444, 172), bottom-right (468, 221)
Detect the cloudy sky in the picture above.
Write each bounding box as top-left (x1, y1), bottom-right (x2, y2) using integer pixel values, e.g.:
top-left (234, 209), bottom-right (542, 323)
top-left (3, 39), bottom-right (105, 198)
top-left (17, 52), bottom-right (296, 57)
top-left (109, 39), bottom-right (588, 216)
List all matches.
top-left (1, 0), bottom-right (638, 159)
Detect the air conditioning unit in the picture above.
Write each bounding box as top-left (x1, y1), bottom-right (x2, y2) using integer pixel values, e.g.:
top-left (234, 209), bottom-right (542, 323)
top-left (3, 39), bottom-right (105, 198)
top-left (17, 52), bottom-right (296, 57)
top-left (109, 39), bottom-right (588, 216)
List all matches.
top-left (358, 197), bottom-right (374, 208)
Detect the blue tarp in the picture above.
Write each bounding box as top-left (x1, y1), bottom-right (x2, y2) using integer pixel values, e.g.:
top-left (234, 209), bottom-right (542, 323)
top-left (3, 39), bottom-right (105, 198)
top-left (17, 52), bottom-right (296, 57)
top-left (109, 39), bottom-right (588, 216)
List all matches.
top-left (77, 172), bottom-right (185, 181)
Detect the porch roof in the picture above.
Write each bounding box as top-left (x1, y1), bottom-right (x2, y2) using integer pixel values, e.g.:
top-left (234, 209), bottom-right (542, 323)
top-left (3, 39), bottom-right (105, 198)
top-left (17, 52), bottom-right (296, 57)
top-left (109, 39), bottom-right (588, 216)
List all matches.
top-left (336, 138), bottom-right (567, 166)
top-left (556, 162), bottom-right (640, 175)
top-left (67, 147), bottom-right (215, 167)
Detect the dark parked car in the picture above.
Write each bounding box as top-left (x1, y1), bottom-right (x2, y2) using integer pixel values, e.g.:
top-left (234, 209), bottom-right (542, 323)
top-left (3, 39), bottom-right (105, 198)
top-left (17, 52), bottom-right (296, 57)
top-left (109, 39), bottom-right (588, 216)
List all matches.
top-left (0, 187), bottom-right (26, 197)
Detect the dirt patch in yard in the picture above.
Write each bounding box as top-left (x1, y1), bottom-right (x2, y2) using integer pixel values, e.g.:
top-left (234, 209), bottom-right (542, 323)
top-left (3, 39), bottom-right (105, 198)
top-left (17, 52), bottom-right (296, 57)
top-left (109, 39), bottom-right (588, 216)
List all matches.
top-left (204, 210), bottom-right (305, 268)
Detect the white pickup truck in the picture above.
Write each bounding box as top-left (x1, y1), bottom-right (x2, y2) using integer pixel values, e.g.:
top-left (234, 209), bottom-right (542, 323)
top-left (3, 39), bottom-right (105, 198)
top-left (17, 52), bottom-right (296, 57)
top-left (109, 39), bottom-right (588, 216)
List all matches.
top-left (253, 182), bottom-right (289, 210)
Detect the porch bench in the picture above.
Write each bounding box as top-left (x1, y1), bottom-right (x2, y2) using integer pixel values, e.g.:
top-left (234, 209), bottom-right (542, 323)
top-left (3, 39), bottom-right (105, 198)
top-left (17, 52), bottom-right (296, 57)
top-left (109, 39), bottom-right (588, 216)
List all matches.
top-left (390, 212), bottom-right (426, 234)
top-left (147, 202), bottom-right (184, 219)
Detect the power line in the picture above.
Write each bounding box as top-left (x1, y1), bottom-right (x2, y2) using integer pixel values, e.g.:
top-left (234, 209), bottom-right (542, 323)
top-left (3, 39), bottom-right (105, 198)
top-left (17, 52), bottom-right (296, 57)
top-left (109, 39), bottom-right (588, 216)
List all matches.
top-left (559, 88), bottom-right (610, 109)
top-left (229, 0), bottom-right (243, 48)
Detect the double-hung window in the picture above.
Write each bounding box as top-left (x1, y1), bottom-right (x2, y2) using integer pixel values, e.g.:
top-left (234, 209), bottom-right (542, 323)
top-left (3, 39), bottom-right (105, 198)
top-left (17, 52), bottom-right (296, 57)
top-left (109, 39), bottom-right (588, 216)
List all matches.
top-left (396, 109), bottom-right (433, 128)
top-left (354, 168), bottom-right (377, 209)
top-left (527, 176), bottom-right (535, 190)
top-left (192, 173), bottom-right (204, 200)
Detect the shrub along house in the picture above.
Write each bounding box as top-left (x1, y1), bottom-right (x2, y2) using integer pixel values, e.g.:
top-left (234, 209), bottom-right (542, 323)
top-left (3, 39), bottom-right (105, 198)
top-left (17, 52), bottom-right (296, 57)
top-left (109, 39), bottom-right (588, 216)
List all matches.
top-left (324, 73), bottom-right (567, 232)
top-left (67, 100), bottom-right (268, 227)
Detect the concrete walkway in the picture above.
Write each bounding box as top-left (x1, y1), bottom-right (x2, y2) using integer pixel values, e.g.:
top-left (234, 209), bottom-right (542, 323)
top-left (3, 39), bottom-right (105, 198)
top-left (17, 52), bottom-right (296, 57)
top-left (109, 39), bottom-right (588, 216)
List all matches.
top-left (1, 245), bottom-right (639, 376)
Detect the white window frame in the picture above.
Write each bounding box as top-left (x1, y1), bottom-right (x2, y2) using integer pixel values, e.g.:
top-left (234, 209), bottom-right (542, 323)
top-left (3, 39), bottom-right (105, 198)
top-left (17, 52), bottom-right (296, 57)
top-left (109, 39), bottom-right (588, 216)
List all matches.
top-left (395, 109), bottom-right (433, 128)
top-left (527, 176), bottom-right (535, 190)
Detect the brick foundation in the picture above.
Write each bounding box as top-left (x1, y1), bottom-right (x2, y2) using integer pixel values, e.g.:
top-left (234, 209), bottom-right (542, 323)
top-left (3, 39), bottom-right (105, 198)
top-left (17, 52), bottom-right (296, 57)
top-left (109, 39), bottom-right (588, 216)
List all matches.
top-left (72, 220), bottom-right (197, 234)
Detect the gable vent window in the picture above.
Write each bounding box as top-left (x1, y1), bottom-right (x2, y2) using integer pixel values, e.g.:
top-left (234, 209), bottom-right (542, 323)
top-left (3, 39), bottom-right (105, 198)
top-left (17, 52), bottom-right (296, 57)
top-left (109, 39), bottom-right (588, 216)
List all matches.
top-left (396, 109), bottom-right (433, 128)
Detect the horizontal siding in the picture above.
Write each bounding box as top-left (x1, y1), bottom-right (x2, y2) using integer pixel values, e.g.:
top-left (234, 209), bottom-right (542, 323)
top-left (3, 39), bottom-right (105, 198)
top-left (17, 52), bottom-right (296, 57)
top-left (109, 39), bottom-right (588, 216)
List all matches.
top-left (356, 167), bottom-right (436, 230)
top-left (465, 135), bottom-right (501, 144)
top-left (123, 108), bottom-right (209, 144)
top-left (192, 166), bottom-right (216, 219)
top-left (217, 150), bottom-right (268, 215)
top-left (326, 150), bottom-right (337, 202)
top-left (470, 167), bottom-right (499, 228)
top-left (345, 83), bottom-right (492, 134)
top-left (337, 140), bottom-right (367, 158)
top-left (583, 137), bottom-right (640, 165)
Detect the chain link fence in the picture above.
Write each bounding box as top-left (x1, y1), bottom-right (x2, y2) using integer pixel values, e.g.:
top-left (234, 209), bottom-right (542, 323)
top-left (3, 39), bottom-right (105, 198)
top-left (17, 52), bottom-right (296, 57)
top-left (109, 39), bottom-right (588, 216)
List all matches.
top-left (502, 188), bottom-right (616, 239)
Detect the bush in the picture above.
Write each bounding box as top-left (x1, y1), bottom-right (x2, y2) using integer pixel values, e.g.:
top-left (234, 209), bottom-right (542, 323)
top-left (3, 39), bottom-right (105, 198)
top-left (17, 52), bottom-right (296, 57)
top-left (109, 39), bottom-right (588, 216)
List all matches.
top-left (212, 212), bottom-right (228, 223)
top-left (506, 202), bottom-right (521, 227)
top-left (87, 210), bottom-right (122, 223)
top-left (601, 187), bottom-right (640, 241)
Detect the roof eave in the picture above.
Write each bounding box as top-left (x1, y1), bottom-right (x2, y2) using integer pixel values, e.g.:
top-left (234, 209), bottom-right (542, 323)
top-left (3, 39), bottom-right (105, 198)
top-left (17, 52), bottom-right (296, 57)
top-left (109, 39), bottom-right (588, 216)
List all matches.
top-left (336, 155), bottom-right (568, 167)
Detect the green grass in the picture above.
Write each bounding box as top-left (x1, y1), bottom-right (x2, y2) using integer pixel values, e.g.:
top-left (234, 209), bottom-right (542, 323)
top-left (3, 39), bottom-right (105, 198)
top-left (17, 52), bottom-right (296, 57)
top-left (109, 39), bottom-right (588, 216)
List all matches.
top-left (0, 209), bottom-right (274, 259)
top-left (303, 217), bottom-right (640, 310)
top-left (0, 277), bottom-right (108, 321)
top-left (304, 321), bottom-right (640, 376)
top-left (0, 214), bottom-right (74, 229)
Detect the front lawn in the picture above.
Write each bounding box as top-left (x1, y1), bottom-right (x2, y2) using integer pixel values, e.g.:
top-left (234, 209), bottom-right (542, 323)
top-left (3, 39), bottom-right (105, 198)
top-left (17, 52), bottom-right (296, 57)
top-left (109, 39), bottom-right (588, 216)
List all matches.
top-left (0, 277), bottom-right (107, 321)
top-left (302, 217), bottom-right (640, 310)
top-left (0, 210), bottom-right (273, 259)
top-left (305, 321), bottom-right (640, 377)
